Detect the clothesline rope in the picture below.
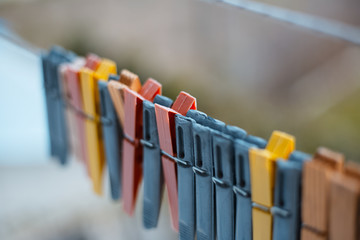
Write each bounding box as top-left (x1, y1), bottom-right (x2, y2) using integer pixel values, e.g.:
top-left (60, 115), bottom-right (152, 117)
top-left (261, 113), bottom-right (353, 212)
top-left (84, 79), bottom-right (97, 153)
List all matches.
top-left (215, 0), bottom-right (360, 45)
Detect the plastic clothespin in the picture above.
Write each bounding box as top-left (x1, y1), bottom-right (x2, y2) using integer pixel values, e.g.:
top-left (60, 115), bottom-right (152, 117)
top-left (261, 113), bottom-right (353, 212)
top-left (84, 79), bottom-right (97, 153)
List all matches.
top-left (108, 70), bottom-right (142, 127)
top-left (98, 75), bottom-right (123, 200)
top-left (42, 46), bottom-right (76, 165)
top-left (142, 95), bottom-right (173, 229)
top-left (233, 134), bottom-right (267, 240)
top-left (59, 58), bottom-right (85, 163)
top-left (155, 92), bottom-right (197, 232)
top-left (272, 151), bottom-right (311, 240)
top-left (329, 162), bottom-right (360, 240)
top-left (186, 110), bottom-right (226, 240)
top-left (250, 130), bottom-right (295, 240)
top-left (301, 147), bottom-right (344, 239)
top-left (63, 54), bottom-right (101, 174)
top-left (122, 78), bottom-right (162, 215)
top-left (174, 114), bottom-right (196, 240)
top-left (212, 125), bottom-right (247, 240)
top-left (80, 58), bottom-right (117, 195)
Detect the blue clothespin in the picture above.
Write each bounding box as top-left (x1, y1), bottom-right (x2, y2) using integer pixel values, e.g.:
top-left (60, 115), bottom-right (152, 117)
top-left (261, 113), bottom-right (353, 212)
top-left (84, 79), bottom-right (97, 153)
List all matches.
top-left (98, 77), bottom-right (123, 200)
top-left (212, 125), bottom-right (247, 240)
top-left (234, 134), bottom-right (267, 240)
top-left (175, 114), bottom-right (196, 240)
top-left (142, 95), bottom-right (173, 228)
top-left (186, 110), bottom-right (225, 240)
top-left (42, 46), bottom-right (76, 164)
top-left (272, 151), bottom-right (311, 240)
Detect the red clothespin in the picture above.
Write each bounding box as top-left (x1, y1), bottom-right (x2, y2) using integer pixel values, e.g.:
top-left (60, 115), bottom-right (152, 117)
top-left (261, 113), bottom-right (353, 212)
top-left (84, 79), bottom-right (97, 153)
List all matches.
top-left (65, 54), bottom-right (101, 175)
top-left (155, 91), bottom-right (197, 231)
top-left (84, 53), bottom-right (101, 70)
top-left (122, 78), bottom-right (162, 215)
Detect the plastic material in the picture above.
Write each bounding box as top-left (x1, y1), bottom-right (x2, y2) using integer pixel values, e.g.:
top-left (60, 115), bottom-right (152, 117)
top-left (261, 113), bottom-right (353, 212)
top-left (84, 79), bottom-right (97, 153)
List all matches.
top-left (59, 58), bottom-right (85, 164)
top-left (63, 54), bottom-right (101, 174)
top-left (80, 59), bottom-right (117, 195)
top-left (42, 46), bottom-right (76, 164)
top-left (272, 151), bottom-right (311, 240)
top-left (142, 95), bottom-right (173, 229)
top-left (250, 131), bottom-right (295, 240)
top-left (212, 125), bottom-right (247, 240)
top-left (329, 162), bottom-right (360, 240)
top-left (108, 69), bottom-right (141, 127)
top-left (233, 135), bottom-right (267, 240)
top-left (98, 79), bottom-right (123, 200)
top-left (155, 91), bottom-right (196, 231)
top-left (122, 78), bottom-right (162, 215)
top-left (175, 114), bottom-right (196, 240)
top-left (186, 109), bottom-right (226, 240)
top-left (301, 147), bottom-right (344, 240)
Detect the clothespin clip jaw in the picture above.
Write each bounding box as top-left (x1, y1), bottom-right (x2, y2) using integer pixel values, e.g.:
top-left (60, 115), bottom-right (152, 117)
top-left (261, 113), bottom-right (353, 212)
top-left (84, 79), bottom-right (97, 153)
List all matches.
top-left (250, 130), bottom-right (295, 240)
top-left (84, 53), bottom-right (101, 70)
top-left (233, 136), bottom-right (267, 198)
top-left (301, 147), bottom-right (344, 239)
top-left (329, 162), bottom-right (360, 240)
top-left (79, 58), bottom-right (117, 195)
top-left (107, 69), bottom-right (142, 127)
top-left (142, 95), bottom-right (173, 229)
top-left (250, 131), bottom-right (295, 207)
top-left (175, 115), bottom-right (196, 167)
top-left (272, 151), bottom-right (311, 240)
top-left (122, 78), bottom-right (162, 216)
top-left (155, 91), bottom-right (196, 232)
top-left (212, 133), bottom-right (234, 188)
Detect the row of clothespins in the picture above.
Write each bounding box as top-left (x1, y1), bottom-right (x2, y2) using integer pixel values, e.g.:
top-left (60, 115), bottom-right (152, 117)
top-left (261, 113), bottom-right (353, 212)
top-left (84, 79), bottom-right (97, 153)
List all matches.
top-left (42, 46), bottom-right (360, 240)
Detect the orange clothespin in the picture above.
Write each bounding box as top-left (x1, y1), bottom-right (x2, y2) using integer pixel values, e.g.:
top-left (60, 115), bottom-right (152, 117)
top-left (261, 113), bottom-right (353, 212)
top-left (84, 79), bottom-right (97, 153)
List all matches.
top-left (122, 78), bottom-right (162, 215)
top-left (329, 161), bottom-right (360, 240)
top-left (108, 70), bottom-right (142, 127)
top-left (301, 147), bottom-right (344, 240)
top-left (155, 91), bottom-right (197, 231)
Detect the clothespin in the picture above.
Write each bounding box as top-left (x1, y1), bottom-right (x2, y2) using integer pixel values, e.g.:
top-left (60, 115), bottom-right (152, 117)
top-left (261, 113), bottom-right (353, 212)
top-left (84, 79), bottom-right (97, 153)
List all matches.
top-left (329, 161), bottom-right (360, 240)
top-left (142, 95), bottom-right (173, 228)
top-left (80, 58), bottom-right (117, 195)
top-left (212, 125), bottom-right (247, 240)
top-left (101, 70), bottom-right (142, 201)
top-left (42, 46), bottom-right (76, 164)
top-left (108, 69), bottom-right (142, 127)
top-left (233, 134), bottom-right (267, 240)
top-left (122, 78), bottom-right (162, 215)
top-left (174, 114), bottom-right (196, 240)
top-left (98, 75), bottom-right (123, 200)
top-left (249, 130), bottom-right (295, 240)
top-left (301, 147), bottom-right (344, 239)
top-left (59, 58), bottom-right (85, 163)
top-left (155, 92), bottom-right (197, 231)
top-left (186, 110), bottom-right (226, 240)
top-left (272, 151), bottom-right (311, 240)
top-left (63, 54), bottom-right (101, 174)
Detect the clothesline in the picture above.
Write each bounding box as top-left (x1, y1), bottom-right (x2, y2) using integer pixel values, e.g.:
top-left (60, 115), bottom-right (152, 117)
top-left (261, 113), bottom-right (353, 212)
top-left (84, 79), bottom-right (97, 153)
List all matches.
top-left (214, 0), bottom-right (360, 45)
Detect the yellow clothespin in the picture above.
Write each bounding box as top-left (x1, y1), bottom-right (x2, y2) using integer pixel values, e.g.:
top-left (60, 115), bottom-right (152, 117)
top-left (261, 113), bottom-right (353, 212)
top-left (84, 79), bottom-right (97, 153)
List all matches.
top-left (80, 58), bottom-right (117, 195)
top-left (250, 130), bottom-right (295, 240)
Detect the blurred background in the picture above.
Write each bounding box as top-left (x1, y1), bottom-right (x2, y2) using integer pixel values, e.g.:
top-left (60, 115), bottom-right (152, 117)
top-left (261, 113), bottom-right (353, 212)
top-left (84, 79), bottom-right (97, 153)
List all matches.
top-left (0, 0), bottom-right (359, 239)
